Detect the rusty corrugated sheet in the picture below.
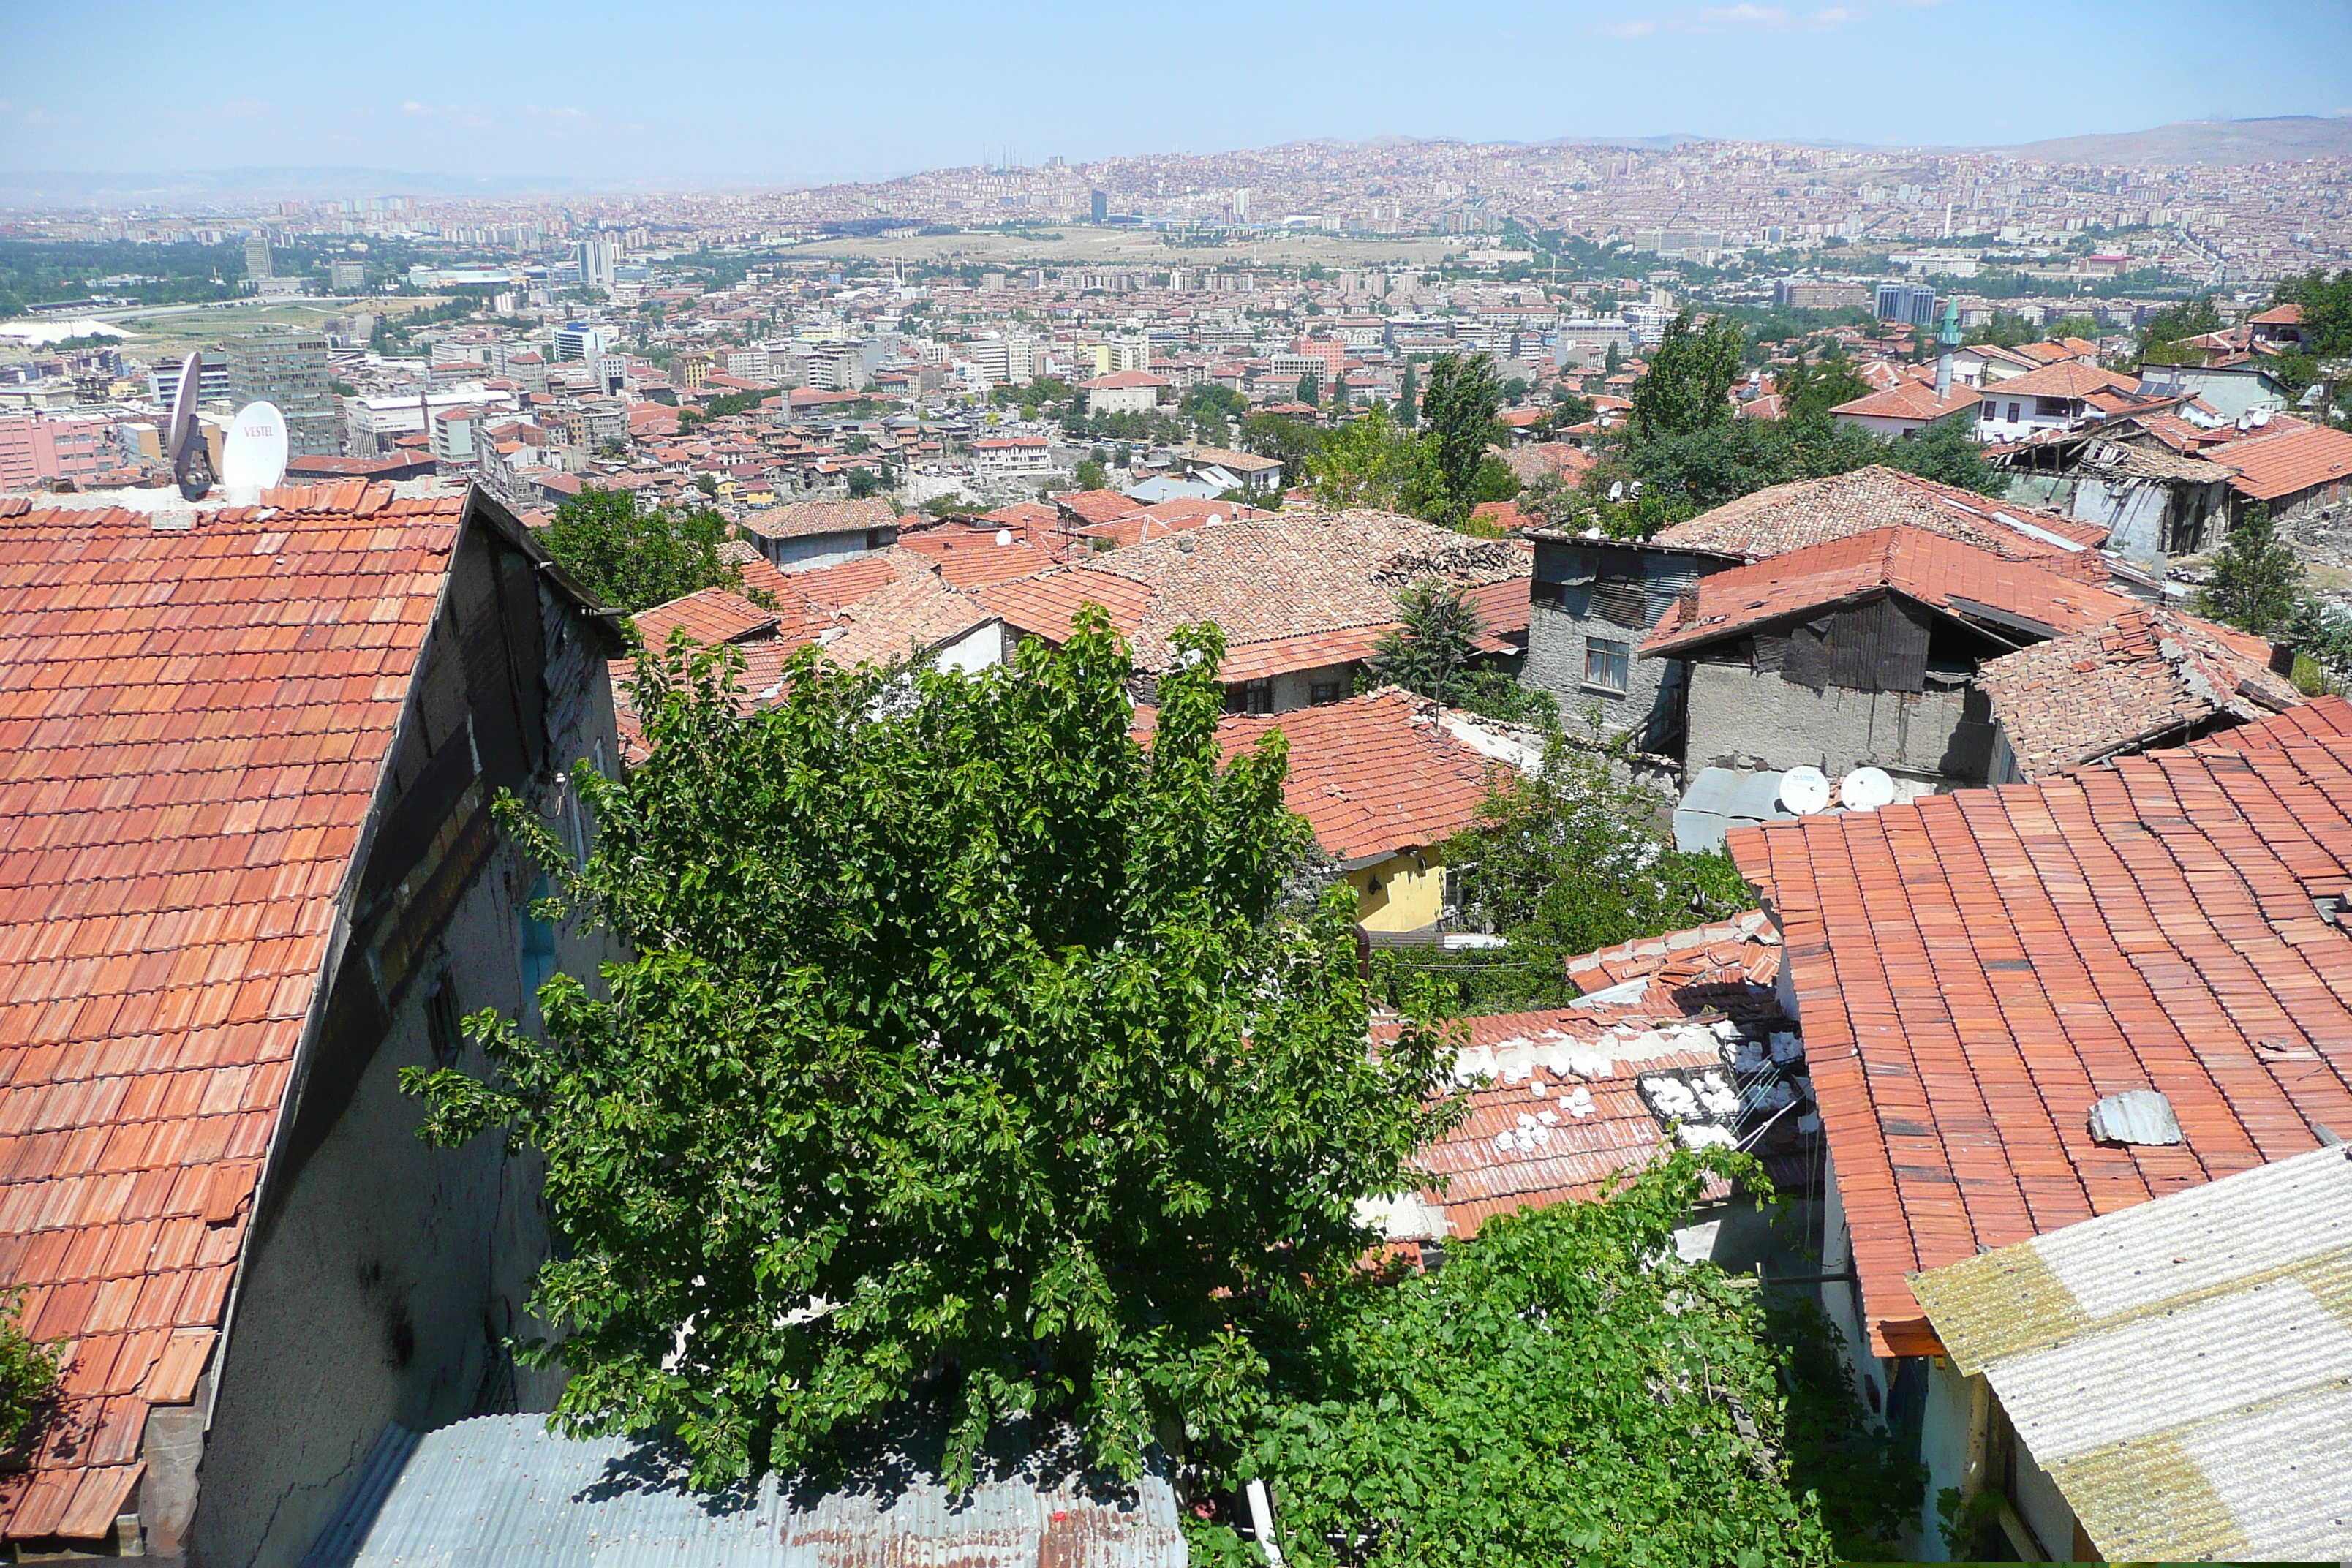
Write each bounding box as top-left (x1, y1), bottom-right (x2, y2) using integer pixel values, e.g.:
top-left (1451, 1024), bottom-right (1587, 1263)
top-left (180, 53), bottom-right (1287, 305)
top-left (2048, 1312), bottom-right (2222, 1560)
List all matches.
top-left (300, 1414), bottom-right (1186, 1567)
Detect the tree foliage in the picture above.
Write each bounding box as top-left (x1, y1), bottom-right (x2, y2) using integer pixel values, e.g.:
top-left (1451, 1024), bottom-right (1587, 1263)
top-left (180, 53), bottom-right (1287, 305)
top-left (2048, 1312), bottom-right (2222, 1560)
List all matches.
top-left (1772, 355), bottom-right (1872, 424)
top-left (2137, 295), bottom-right (2224, 366)
top-left (402, 614), bottom-right (1463, 1489)
top-left (1305, 406), bottom-right (1439, 513)
top-left (1629, 309), bottom-right (1743, 442)
top-left (1419, 353), bottom-right (1505, 524)
top-left (0, 1289), bottom-right (61, 1452)
top-left (2198, 503), bottom-right (2304, 635)
top-left (1448, 730), bottom-right (1752, 961)
top-left (1187, 1150), bottom-right (1836, 1568)
top-left (539, 489), bottom-right (745, 615)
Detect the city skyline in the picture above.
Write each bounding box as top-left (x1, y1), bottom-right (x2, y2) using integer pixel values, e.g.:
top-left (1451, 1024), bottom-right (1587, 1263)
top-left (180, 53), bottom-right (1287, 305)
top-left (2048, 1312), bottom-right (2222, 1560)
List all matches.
top-left (7, 0), bottom-right (2349, 189)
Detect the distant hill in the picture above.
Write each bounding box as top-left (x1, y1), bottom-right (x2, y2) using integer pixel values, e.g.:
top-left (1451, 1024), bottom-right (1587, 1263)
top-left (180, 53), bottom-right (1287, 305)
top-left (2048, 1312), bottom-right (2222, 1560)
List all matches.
top-left (1990, 116), bottom-right (2352, 164)
top-left (0, 166), bottom-right (644, 208)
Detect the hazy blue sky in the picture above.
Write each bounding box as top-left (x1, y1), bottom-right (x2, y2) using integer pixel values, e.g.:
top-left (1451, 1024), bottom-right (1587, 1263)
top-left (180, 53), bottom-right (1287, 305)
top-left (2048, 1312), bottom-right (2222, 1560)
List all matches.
top-left (6, 1), bottom-right (2348, 184)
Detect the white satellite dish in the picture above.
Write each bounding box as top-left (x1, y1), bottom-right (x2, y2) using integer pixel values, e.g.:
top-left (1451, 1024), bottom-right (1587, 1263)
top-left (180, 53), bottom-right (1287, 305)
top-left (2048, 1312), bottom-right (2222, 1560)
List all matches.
top-left (169, 350), bottom-right (213, 500)
top-left (1840, 766), bottom-right (1896, 812)
top-left (1779, 766), bottom-right (1832, 816)
top-left (218, 401), bottom-right (289, 504)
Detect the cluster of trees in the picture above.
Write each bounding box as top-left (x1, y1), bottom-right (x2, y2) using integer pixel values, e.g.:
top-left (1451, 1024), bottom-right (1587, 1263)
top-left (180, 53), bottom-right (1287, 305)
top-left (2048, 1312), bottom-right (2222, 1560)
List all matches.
top-left (405, 621), bottom-right (1859, 1561)
top-left (538, 488), bottom-right (766, 617)
top-left (1523, 308), bottom-right (2003, 540)
top-left (1298, 354), bottom-right (1521, 526)
top-left (2193, 502), bottom-right (2352, 695)
top-left (0, 238), bottom-right (243, 317)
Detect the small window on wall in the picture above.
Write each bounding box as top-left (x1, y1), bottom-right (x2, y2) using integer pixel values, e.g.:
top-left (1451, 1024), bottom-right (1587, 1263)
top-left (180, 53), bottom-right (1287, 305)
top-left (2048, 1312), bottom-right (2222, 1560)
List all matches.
top-left (1584, 638), bottom-right (1630, 693)
top-left (1242, 679), bottom-right (1275, 715)
top-left (423, 970), bottom-right (464, 1068)
top-left (1309, 682), bottom-right (1341, 705)
top-left (518, 874), bottom-right (557, 1015)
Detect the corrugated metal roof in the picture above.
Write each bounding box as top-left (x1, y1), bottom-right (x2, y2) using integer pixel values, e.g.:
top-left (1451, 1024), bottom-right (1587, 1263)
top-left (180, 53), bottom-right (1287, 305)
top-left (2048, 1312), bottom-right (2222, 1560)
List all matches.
top-left (1910, 1144), bottom-right (2352, 1561)
top-left (300, 1416), bottom-right (1186, 1568)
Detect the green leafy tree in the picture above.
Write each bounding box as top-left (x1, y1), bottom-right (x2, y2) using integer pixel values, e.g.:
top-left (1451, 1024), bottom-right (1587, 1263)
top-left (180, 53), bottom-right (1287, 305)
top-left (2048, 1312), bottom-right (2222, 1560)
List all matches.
top-left (1188, 1150), bottom-right (1837, 1567)
top-left (1774, 354), bottom-right (1873, 424)
top-left (1073, 456), bottom-right (1108, 490)
top-left (845, 467), bottom-right (887, 500)
top-left (1629, 309), bottom-right (1744, 442)
top-left (1449, 729), bottom-right (1752, 961)
top-left (1420, 353), bottom-right (1505, 524)
top-left (539, 489), bottom-right (745, 615)
top-left (1882, 418), bottom-right (2004, 496)
top-left (2272, 267), bottom-right (2352, 357)
top-left (1296, 372), bottom-right (1321, 406)
top-left (1397, 361), bottom-right (1420, 429)
top-left (0, 1289), bottom-right (61, 1453)
top-left (2198, 503), bottom-right (2304, 634)
top-left (402, 617), bottom-right (1463, 1488)
top-left (1365, 580), bottom-right (1485, 701)
top-left (1305, 406), bottom-right (1439, 513)
top-left (2137, 295), bottom-right (2223, 366)
top-left (1603, 340), bottom-right (1622, 377)
top-left (1239, 412), bottom-right (1326, 488)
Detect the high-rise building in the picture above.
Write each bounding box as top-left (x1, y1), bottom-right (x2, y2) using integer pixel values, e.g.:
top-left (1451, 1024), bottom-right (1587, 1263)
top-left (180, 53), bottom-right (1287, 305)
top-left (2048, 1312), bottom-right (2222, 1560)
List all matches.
top-left (226, 328), bottom-right (339, 457)
top-left (552, 322), bottom-right (610, 363)
top-left (148, 351), bottom-right (230, 410)
top-left (244, 234), bottom-right (274, 282)
top-left (1875, 282), bottom-right (1939, 329)
top-left (1090, 189), bottom-right (1108, 225)
top-left (576, 235), bottom-right (618, 290)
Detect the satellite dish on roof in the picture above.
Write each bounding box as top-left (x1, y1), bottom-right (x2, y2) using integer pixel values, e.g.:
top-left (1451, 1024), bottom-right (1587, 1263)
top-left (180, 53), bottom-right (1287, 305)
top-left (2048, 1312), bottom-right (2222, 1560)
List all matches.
top-left (169, 350), bottom-right (214, 501)
top-left (218, 401), bottom-right (288, 505)
top-left (1840, 766), bottom-right (1896, 812)
top-left (1780, 766), bottom-right (1831, 816)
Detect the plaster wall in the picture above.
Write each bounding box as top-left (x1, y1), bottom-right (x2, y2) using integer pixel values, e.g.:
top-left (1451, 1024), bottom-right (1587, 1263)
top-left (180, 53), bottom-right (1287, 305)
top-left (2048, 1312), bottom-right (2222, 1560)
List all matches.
top-left (1685, 662), bottom-right (1991, 782)
top-left (1348, 851), bottom-right (1445, 933)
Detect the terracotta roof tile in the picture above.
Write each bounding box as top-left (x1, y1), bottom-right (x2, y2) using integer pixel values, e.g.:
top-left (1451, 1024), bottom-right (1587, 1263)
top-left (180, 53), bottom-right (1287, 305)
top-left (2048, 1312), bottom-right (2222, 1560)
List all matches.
top-left (1979, 606), bottom-right (2300, 780)
top-left (1214, 690), bottom-right (1504, 862)
top-left (1643, 525), bottom-right (2137, 657)
top-left (1649, 465), bottom-right (2109, 563)
top-left (633, 587), bottom-right (777, 650)
top-left (0, 486), bottom-right (464, 1540)
top-left (978, 511), bottom-right (1529, 674)
top-left (737, 496), bottom-right (898, 541)
top-left (2201, 423), bottom-right (2352, 502)
top-left (1727, 698), bottom-right (2352, 1358)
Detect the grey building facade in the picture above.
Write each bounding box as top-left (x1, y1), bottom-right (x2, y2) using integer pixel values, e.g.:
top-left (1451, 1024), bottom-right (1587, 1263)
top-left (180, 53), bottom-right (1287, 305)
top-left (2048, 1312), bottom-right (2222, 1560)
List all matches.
top-left (227, 327), bottom-right (340, 457)
top-left (1523, 532), bottom-right (1733, 751)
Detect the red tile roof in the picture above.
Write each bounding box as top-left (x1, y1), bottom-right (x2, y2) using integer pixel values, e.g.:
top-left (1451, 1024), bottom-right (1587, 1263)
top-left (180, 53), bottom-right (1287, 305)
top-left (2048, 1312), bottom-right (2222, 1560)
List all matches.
top-left (633, 587), bottom-right (777, 650)
top-left (1831, 380), bottom-right (1982, 423)
top-left (738, 496), bottom-right (898, 541)
top-left (1649, 466), bottom-right (2109, 565)
top-left (1398, 1010), bottom-right (1731, 1237)
top-left (1643, 525), bottom-right (2136, 657)
top-left (1978, 605), bottom-right (2299, 780)
top-left (1213, 689), bottom-right (1504, 863)
top-left (1564, 910), bottom-right (1784, 1018)
top-left (1727, 699), bottom-right (2352, 1357)
top-left (2202, 423), bottom-right (2352, 502)
top-left (977, 512), bottom-right (1529, 675)
top-left (890, 527), bottom-right (1055, 589)
top-left (0, 486), bottom-right (469, 1541)
top-left (1055, 490), bottom-right (1145, 527)
top-left (1984, 360), bottom-right (2140, 400)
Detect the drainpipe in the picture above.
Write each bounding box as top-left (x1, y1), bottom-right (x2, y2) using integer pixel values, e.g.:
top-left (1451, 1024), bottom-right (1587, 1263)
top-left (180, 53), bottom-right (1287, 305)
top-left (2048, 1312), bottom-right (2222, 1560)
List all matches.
top-left (1245, 1477), bottom-right (1287, 1567)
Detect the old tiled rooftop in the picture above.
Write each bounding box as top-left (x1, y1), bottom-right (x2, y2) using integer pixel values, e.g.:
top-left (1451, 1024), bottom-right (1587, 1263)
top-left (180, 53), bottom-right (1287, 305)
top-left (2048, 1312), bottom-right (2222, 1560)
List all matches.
top-left (1643, 524), bottom-right (2136, 657)
top-left (2201, 422), bottom-right (2352, 502)
top-left (1728, 699), bottom-right (2352, 1357)
top-left (979, 511), bottom-right (1529, 674)
top-left (1647, 465), bottom-right (2110, 566)
top-left (1979, 605), bottom-right (2299, 780)
top-left (1213, 689), bottom-right (1504, 864)
top-left (737, 495), bottom-right (898, 541)
top-left (0, 485), bottom-right (467, 1542)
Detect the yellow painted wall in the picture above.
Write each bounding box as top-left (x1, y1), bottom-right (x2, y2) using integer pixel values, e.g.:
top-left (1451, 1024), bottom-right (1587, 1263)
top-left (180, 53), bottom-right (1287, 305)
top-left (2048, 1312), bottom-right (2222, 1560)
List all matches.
top-left (1348, 851), bottom-right (1446, 933)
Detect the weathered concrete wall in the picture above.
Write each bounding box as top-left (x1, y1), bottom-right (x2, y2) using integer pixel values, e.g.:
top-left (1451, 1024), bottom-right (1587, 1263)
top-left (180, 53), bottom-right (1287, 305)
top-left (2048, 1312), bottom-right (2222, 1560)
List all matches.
top-left (763, 527), bottom-right (894, 572)
top-left (1685, 662), bottom-right (1991, 782)
top-left (191, 539), bottom-right (622, 1568)
top-left (1526, 600), bottom-right (1684, 747)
